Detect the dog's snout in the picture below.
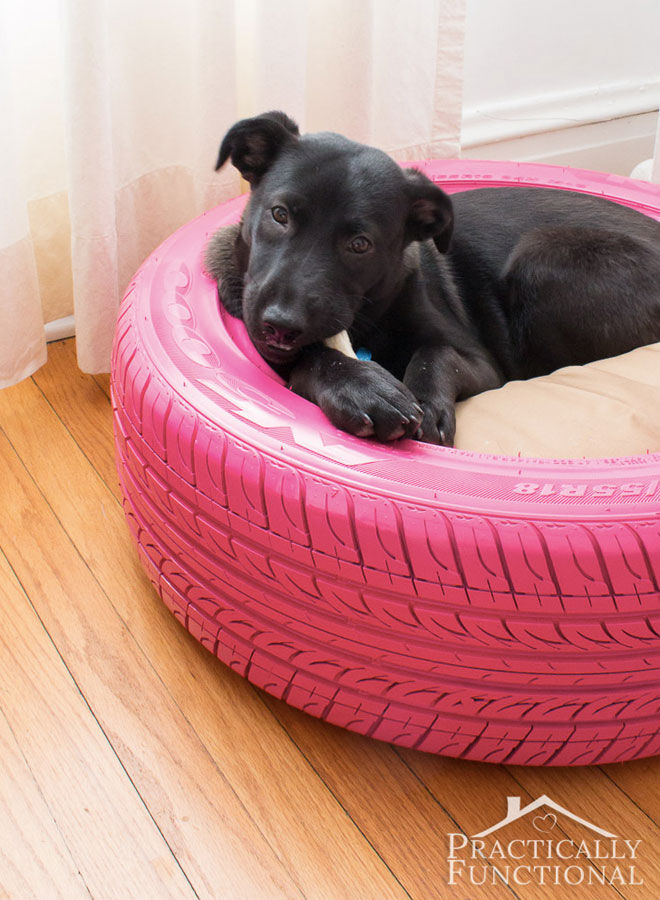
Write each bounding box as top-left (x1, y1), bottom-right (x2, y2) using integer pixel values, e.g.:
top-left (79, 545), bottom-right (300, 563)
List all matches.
top-left (261, 307), bottom-right (304, 348)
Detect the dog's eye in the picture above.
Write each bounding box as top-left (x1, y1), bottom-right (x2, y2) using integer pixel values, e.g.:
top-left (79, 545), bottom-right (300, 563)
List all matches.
top-left (271, 206), bottom-right (289, 226)
top-left (348, 235), bottom-right (372, 254)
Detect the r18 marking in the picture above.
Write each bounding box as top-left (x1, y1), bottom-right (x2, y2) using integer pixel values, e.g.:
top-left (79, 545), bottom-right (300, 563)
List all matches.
top-left (512, 480), bottom-right (659, 499)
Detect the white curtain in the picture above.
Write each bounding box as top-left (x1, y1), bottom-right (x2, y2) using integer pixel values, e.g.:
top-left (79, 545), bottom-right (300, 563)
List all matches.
top-left (0, 0), bottom-right (466, 388)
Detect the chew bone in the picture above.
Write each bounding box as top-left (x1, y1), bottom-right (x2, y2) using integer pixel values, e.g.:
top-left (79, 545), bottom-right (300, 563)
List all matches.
top-left (324, 330), bottom-right (357, 359)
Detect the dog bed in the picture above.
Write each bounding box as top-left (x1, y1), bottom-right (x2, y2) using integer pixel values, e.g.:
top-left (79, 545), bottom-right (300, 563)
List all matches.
top-left (111, 160), bottom-right (660, 766)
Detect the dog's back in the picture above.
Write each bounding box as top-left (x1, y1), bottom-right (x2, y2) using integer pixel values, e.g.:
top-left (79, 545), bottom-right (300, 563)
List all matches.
top-left (447, 188), bottom-right (660, 378)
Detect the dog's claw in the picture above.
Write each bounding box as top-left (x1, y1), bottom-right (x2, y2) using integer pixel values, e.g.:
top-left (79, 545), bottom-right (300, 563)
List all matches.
top-left (355, 414), bottom-right (375, 437)
top-left (389, 425), bottom-right (407, 440)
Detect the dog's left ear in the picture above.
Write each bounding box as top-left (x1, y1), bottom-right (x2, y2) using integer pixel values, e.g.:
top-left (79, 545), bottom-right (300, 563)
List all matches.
top-left (215, 111), bottom-right (300, 186)
top-left (404, 169), bottom-right (454, 252)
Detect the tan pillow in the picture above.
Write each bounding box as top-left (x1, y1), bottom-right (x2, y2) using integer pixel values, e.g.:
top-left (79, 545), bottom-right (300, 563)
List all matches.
top-left (454, 343), bottom-right (660, 458)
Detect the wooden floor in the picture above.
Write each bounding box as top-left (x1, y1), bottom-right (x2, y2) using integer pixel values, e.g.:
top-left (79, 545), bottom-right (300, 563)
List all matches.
top-left (1, 337), bottom-right (660, 899)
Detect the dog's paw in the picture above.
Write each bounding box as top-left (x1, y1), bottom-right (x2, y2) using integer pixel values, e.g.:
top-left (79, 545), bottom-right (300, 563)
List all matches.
top-left (414, 401), bottom-right (456, 446)
top-left (317, 360), bottom-right (424, 442)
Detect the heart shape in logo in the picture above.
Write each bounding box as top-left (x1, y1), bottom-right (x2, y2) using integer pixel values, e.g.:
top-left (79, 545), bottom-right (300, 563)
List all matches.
top-left (533, 812), bottom-right (558, 832)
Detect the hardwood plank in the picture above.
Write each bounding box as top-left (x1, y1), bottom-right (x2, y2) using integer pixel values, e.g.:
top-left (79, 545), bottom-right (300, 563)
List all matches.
top-left (0, 550), bottom-right (194, 900)
top-left (601, 757), bottom-right (660, 828)
top-left (45, 336), bottom-right (111, 400)
top-left (0, 428), bottom-right (303, 900)
top-left (93, 372), bottom-right (111, 399)
top-left (32, 339), bottom-right (120, 502)
top-left (0, 700), bottom-right (91, 900)
top-left (0, 365), bottom-right (408, 899)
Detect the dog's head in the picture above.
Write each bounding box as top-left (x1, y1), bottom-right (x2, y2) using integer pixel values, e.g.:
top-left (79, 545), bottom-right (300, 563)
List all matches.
top-left (215, 111), bottom-right (453, 365)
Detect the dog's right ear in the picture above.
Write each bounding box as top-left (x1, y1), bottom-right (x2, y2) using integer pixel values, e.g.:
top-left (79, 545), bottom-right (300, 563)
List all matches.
top-left (404, 168), bottom-right (454, 252)
top-left (215, 111), bottom-right (300, 186)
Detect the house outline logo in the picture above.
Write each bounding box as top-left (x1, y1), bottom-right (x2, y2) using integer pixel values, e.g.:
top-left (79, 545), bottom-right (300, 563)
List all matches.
top-left (472, 794), bottom-right (616, 839)
top-left (446, 793), bottom-right (644, 888)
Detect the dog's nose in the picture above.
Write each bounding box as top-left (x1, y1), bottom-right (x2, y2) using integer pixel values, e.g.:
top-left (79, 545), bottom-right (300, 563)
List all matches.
top-left (263, 322), bottom-right (301, 345)
top-left (261, 310), bottom-right (303, 348)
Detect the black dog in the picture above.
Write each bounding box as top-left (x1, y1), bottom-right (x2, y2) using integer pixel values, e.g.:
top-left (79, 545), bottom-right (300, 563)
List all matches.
top-left (205, 111), bottom-right (660, 445)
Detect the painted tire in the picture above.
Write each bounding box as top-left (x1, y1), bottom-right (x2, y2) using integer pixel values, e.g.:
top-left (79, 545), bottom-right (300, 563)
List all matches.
top-left (111, 160), bottom-right (660, 766)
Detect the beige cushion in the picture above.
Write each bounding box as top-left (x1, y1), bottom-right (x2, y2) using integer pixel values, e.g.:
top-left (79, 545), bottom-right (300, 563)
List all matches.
top-left (454, 343), bottom-right (660, 458)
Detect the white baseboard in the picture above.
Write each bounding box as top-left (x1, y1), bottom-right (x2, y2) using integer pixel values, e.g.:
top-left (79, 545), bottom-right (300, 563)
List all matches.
top-left (45, 315), bottom-right (75, 343)
top-left (461, 78), bottom-right (660, 177)
top-left (462, 79), bottom-right (660, 148)
top-left (462, 110), bottom-right (658, 178)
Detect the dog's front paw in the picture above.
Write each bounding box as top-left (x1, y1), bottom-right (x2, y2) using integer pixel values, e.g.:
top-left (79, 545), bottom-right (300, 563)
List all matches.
top-left (414, 400), bottom-right (456, 446)
top-left (317, 360), bottom-right (424, 442)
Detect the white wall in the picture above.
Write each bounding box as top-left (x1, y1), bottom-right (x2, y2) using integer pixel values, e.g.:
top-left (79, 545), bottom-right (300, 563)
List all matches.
top-left (461, 0), bottom-right (660, 173)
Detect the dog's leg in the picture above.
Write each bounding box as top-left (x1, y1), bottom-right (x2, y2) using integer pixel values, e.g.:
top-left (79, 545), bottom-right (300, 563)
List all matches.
top-left (404, 345), bottom-right (503, 445)
top-left (289, 345), bottom-right (424, 442)
top-left (318, 293), bottom-right (503, 445)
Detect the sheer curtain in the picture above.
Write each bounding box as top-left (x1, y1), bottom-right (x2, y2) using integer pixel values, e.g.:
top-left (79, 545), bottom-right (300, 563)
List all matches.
top-left (0, 0), bottom-right (466, 388)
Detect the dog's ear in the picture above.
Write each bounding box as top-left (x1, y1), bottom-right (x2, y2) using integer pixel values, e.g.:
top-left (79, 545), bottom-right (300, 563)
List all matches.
top-left (404, 169), bottom-right (454, 252)
top-left (215, 111), bottom-right (300, 185)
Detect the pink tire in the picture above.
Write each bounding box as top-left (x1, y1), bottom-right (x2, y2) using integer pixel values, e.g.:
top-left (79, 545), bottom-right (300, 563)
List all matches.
top-left (111, 160), bottom-right (660, 766)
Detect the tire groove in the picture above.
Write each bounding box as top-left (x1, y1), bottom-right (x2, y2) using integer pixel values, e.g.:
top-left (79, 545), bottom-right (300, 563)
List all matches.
top-left (121, 473), bottom-right (660, 732)
top-left (120, 454), bottom-right (660, 677)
